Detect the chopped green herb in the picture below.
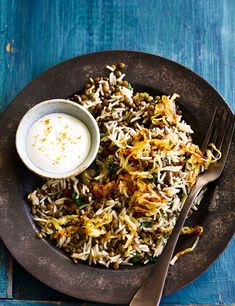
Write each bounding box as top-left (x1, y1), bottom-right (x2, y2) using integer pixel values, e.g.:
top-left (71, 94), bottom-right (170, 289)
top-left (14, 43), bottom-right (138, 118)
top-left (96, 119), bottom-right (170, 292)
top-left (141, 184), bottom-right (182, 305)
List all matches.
top-left (153, 96), bottom-right (161, 103)
top-left (145, 255), bottom-right (157, 263)
top-left (72, 192), bottom-right (85, 207)
top-left (152, 174), bottom-right (158, 184)
top-left (131, 254), bottom-right (142, 264)
top-left (160, 211), bottom-right (167, 217)
top-left (140, 221), bottom-right (150, 227)
top-left (88, 92), bottom-right (94, 99)
top-left (107, 163), bottom-right (116, 172)
top-left (128, 83), bottom-right (133, 90)
top-left (163, 232), bottom-right (170, 239)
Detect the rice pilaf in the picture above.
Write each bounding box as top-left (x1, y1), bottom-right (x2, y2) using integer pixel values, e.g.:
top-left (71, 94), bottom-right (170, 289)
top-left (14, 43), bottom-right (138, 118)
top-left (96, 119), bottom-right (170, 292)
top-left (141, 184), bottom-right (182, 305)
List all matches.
top-left (28, 63), bottom-right (219, 268)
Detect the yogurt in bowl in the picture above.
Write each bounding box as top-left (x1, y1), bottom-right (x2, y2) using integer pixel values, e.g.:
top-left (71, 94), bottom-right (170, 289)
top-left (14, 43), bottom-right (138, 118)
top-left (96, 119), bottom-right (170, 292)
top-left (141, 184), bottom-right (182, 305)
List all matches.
top-left (16, 99), bottom-right (100, 178)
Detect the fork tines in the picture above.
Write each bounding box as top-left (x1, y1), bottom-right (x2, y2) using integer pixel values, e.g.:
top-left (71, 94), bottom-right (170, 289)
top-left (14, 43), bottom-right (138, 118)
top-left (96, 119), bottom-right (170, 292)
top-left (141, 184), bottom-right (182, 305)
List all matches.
top-left (202, 107), bottom-right (234, 162)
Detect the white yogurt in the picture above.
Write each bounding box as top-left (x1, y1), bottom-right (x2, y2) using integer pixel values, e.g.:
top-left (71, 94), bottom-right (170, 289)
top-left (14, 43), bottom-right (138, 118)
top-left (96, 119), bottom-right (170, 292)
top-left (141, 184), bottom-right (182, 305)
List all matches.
top-left (26, 113), bottom-right (91, 174)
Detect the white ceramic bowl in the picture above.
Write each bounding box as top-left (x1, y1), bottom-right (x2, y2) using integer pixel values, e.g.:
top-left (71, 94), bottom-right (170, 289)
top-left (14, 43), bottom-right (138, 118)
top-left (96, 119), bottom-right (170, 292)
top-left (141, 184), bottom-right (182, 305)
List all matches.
top-left (16, 99), bottom-right (100, 178)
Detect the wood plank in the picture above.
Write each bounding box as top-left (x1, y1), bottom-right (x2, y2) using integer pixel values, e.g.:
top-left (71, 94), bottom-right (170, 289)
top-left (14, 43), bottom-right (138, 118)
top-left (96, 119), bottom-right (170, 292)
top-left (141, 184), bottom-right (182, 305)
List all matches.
top-left (0, 301), bottom-right (232, 306)
top-left (13, 262), bottom-right (76, 302)
top-left (0, 241), bottom-right (13, 299)
top-left (0, 300), bottom-right (76, 306)
top-left (0, 0), bottom-right (38, 117)
top-left (162, 239), bottom-right (235, 305)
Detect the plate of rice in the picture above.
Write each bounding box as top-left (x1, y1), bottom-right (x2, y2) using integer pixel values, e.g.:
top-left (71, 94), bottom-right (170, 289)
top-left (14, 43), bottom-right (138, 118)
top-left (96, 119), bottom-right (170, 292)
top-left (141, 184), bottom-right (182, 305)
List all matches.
top-left (0, 51), bottom-right (234, 304)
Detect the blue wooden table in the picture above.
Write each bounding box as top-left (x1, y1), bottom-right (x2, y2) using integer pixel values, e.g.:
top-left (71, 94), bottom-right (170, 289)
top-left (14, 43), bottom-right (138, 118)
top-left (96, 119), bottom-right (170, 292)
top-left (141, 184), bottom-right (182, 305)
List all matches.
top-left (0, 1), bottom-right (234, 305)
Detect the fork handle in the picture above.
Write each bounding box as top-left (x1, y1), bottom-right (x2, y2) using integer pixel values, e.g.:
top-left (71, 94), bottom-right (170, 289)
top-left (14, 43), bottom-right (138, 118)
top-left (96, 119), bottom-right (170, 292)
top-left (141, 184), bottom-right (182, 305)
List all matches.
top-left (129, 179), bottom-right (204, 306)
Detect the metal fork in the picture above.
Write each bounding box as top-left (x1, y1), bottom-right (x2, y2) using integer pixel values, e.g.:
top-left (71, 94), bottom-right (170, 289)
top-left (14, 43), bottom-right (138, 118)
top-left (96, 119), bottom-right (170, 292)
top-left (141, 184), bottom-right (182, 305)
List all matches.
top-left (130, 107), bottom-right (235, 306)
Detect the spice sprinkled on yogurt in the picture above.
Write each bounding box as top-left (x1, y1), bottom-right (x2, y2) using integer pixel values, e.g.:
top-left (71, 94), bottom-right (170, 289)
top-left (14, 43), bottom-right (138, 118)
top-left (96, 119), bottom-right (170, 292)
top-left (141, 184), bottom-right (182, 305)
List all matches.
top-left (26, 113), bottom-right (91, 174)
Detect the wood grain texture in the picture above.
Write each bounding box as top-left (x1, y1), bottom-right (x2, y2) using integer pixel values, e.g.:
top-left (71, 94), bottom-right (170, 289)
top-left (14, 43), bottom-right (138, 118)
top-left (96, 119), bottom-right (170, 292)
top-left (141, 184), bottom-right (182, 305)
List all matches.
top-left (0, 0), bottom-right (234, 305)
top-left (0, 241), bottom-right (13, 299)
top-left (0, 301), bottom-right (78, 306)
top-left (0, 302), bottom-right (232, 306)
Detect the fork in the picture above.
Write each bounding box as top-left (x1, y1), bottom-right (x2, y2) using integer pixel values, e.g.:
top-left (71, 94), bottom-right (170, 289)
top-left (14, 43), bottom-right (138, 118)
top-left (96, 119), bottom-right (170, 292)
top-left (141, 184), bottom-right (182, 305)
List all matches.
top-left (130, 107), bottom-right (235, 306)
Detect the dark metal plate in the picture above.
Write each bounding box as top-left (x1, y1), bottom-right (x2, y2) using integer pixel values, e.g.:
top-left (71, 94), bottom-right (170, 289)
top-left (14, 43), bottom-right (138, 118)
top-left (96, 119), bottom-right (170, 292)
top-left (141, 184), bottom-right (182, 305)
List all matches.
top-left (0, 51), bottom-right (234, 304)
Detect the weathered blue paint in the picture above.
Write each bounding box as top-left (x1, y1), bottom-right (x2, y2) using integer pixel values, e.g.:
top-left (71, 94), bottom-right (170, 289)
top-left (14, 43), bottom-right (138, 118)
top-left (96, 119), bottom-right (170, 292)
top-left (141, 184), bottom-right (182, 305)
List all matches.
top-left (0, 301), bottom-right (77, 306)
top-left (0, 301), bottom-right (233, 306)
top-left (0, 241), bottom-right (13, 299)
top-left (0, 0), bottom-right (234, 305)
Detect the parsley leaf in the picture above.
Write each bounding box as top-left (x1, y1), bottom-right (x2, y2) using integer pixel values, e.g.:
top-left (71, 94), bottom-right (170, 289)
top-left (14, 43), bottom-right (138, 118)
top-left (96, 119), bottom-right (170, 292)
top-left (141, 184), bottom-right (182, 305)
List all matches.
top-left (107, 163), bottom-right (116, 172)
top-left (152, 174), bottom-right (158, 184)
top-left (88, 92), bottom-right (94, 99)
top-left (145, 256), bottom-right (157, 263)
top-left (72, 193), bottom-right (85, 207)
top-left (140, 221), bottom-right (150, 227)
top-left (163, 232), bottom-right (170, 239)
top-left (131, 254), bottom-right (142, 264)
top-left (153, 96), bottom-right (161, 103)
top-left (128, 83), bottom-right (133, 90)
